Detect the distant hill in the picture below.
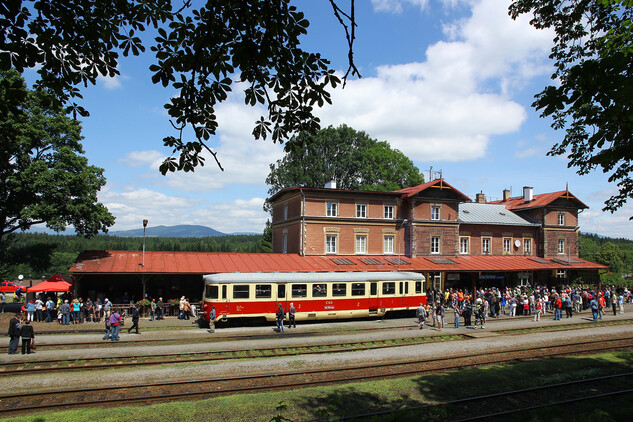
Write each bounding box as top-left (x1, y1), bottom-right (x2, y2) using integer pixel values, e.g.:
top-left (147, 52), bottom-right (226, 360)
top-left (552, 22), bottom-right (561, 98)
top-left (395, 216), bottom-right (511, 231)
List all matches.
top-left (110, 225), bottom-right (227, 238)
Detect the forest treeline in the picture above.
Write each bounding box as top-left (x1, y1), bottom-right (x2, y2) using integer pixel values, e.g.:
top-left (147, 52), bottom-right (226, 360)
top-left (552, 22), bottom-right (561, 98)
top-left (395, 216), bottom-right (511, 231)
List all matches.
top-left (1, 231), bottom-right (631, 282)
top-left (1, 232), bottom-right (270, 280)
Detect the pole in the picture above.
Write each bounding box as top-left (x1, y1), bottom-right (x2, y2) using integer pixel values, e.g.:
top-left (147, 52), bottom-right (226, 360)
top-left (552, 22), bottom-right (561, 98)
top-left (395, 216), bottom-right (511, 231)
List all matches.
top-left (142, 219), bottom-right (148, 268)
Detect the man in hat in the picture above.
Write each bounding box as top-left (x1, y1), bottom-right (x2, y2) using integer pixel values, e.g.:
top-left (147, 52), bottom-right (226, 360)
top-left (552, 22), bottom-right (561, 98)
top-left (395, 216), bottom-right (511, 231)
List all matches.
top-left (7, 314), bottom-right (20, 354)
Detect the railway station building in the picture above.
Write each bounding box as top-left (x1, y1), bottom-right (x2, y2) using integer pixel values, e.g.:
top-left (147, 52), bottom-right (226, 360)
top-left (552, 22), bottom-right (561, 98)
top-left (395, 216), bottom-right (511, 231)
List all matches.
top-left (69, 178), bottom-right (606, 302)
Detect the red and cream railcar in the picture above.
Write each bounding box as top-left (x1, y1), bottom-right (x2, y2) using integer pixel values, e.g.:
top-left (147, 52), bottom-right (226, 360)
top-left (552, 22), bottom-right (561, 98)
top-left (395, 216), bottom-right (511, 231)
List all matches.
top-left (201, 271), bottom-right (426, 323)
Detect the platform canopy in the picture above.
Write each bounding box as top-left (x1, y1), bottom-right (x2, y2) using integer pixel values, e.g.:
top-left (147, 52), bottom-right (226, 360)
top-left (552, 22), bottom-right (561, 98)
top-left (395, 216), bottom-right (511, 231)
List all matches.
top-left (27, 274), bottom-right (72, 292)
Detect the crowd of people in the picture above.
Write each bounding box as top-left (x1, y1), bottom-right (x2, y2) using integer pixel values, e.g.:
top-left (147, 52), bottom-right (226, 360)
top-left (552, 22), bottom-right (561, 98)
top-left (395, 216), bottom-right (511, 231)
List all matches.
top-left (417, 285), bottom-right (631, 330)
top-left (12, 294), bottom-right (173, 325)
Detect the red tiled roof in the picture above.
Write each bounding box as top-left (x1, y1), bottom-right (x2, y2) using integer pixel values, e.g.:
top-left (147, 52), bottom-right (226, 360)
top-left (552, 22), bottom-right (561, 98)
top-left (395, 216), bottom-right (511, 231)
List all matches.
top-left (69, 250), bottom-right (606, 275)
top-left (491, 191), bottom-right (589, 210)
top-left (394, 179), bottom-right (471, 201)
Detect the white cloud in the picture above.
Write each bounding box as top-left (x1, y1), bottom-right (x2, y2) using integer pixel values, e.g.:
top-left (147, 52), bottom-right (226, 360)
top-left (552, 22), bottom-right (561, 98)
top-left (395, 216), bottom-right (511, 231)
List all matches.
top-left (119, 150), bottom-right (164, 168)
top-left (149, 101), bottom-right (285, 193)
top-left (371, 0), bottom-right (431, 13)
top-left (98, 74), bottom-right (123, 90)
top-left (315, 0), bottom-right (553, 163)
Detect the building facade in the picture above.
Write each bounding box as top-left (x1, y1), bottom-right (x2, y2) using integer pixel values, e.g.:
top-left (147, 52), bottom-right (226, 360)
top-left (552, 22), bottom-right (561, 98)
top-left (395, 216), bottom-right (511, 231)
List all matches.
top-left (268, 178), bottom-right (600, 291)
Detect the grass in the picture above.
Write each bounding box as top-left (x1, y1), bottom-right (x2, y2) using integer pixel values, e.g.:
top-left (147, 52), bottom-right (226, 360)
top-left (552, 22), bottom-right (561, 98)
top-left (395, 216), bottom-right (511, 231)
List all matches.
top-left (4, 350), bottom-right (633, 422)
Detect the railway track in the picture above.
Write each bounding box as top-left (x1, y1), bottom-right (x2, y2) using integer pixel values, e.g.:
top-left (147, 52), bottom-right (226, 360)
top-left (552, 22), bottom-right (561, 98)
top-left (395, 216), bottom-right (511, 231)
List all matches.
top-left (1, 336), bottom-right (632, 416)
top-left (0, 334), bottom-right (465, 375)
top-left (4, 317), bottom-right (627, 352)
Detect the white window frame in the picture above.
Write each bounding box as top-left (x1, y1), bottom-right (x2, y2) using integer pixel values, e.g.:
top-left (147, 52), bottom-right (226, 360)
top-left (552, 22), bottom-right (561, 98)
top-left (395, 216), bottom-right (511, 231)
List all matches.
top-left (431, 205), bottom-right (441, 221)
top-left (283, 204), bottom-right (288, 221)
top-left (355, 235), bottom-right (367, 254)
top-left (326, 234), bottom-right (337, 254)
top-left (482, 237), bottom-right (491, 254)
top-left (326, 202), bottom-right (337, 217)
top-left (523, 238), bottom-right (532, 255)
top-left (431, 236), bottom-right (441, 254)
top-left (558, 212), bottom-right (565, 226)
top-left (558, 239), bottom-right (565, 254)
top-left (503, 238), bottom-right (512, 255)
top-left (384, 205), bottom-right (394, 219)
top-left (460, 237), bottom-right (469, 255)
top-left (384, 235), bottom-right (394, 254)
top-left (356, 203), bottom-right (367, 218)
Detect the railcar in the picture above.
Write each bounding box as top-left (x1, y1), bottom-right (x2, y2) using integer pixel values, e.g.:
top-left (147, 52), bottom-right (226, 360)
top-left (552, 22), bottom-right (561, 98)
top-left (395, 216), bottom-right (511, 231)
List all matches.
top-left (200, 271), bottom-right (426, 323)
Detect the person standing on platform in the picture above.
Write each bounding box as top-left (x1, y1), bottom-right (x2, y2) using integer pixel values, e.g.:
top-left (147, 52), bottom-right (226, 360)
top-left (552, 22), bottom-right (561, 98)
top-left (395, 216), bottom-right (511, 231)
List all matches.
top-left (156, 297), bottom-right (164, 320)
top-left (435, 301), bottom-right (444, 331)
top-left (7, 314), bottom-right (20, 354)
top-left (149, 298), bottom-right (156, 321)
top-left (276, 303), bottom-right (285, 333)
top-left (127, 305), bottom-right (141, 334)
top-left (19, 320), bottom-right (34, 354)
top-left (416, 303), bottom-right (427, 329)
top-left (288, 303), bottom-right (297, 329)
top-left (452, 301), bottom-right (461, 328)
top-left (109, 310), bottom-right (122, 341)
top-left (209, 306), bottom-right (216, 333)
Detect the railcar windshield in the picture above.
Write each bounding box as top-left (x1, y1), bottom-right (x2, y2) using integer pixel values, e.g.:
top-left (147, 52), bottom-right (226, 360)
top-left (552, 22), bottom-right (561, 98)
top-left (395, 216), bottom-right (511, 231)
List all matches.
top-left (205, 285), bottom-right (219, 299)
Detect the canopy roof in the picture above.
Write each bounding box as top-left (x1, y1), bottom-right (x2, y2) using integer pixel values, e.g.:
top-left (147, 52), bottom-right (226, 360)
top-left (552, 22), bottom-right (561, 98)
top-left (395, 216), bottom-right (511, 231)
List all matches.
top-left (70, 250), bottom-right (607, 275)
top-left (27, 274), bottom-right (72, 292)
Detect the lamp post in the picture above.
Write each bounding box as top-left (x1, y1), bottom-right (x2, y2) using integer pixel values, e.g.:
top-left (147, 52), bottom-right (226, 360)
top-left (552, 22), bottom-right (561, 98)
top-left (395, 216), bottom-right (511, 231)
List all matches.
top-left (142, 219), bottom-right (148, 268)
top-left (398, 219), bottom-right (408, 268)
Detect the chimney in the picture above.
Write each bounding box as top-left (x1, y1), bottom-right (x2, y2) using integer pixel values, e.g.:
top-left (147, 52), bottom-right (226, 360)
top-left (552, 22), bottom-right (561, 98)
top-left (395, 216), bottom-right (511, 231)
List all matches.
top-left (325, 180), bottom-right (337, 189)
top-left (523, 186), bottom-right (533, 202)
top-left (475, 191), bottom-right (486, 203)
top-left (503, 189), bottom-right (511, 201)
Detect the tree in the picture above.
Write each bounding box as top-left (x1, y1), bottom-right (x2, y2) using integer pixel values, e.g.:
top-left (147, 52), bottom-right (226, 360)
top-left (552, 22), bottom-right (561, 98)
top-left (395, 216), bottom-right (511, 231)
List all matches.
top-left (509, 0), bottom-right (633, 217)
top-left (0, 70), bottom-right (115, 245)
top-left (265, 124), bottom-right (424, 200)
top-left (595, 242), bottom-right (625, 273)
top-left (1, 0), bottom-right (358, 174)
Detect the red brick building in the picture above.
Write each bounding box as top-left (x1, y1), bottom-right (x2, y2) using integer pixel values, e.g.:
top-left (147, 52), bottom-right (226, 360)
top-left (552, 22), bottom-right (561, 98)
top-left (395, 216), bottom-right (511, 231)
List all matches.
top-left (268, 178), bottom-right (604, 290)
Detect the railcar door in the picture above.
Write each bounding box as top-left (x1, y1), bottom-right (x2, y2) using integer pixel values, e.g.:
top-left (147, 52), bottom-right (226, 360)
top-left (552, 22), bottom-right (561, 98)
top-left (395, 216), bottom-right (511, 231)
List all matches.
top-left (399, 281), bottom-right (409, 307)
top-left (369, 282), bottom-right (379, 314)
top-left (276, 283), bottom-right (288, 317)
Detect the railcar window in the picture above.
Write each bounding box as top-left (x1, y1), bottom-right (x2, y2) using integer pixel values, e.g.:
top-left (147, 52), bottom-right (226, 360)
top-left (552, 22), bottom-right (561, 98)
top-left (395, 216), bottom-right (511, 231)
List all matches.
top-left (255, 284), bottom-right (272, 298)
top-left (233, 285), bottom-right (250, 299)
top-left (370, 282), bottom-right (377, 296)
top-left (351, 283), bottom-right (365, 296)
top-left (332, 283), bottom-right (346, 296)
top-left (312, 284), bottom-right (327, 297)
top-left (292, 284), bottom-right (307, 298)
top-left (399, 282), bottom-right (403, 295)
top-left (222, 285), bottom-right (227, 300)
top-left (405, 282), bottom-right (409, 294)
top-left (415, 282), bottom-right (422, 294)
top-left (278, 284), bottom-right (286, 298)
top-left (205, 285), bottom-right (219, 299)
top-left (382, 282), bottom-right (396, 295)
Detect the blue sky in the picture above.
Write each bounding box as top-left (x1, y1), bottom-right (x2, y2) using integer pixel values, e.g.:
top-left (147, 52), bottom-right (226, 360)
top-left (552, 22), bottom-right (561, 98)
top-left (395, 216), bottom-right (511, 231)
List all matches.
top-left (28, 0), bottom-right (633, 239)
